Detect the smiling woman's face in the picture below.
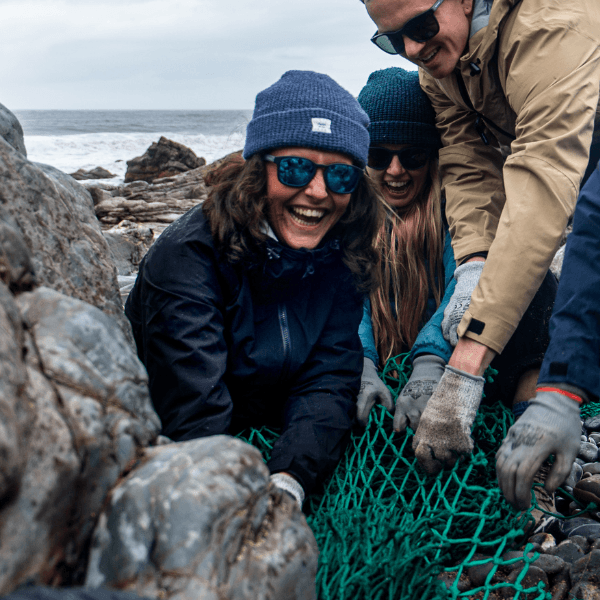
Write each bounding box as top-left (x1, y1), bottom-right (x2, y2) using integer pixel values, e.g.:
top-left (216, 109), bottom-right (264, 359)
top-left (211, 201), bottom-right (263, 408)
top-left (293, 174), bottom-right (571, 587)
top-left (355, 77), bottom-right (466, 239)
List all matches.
top-left (265, 147), bottom-right (354, 250)
top-left (367, 144), bottom-right (430, 209)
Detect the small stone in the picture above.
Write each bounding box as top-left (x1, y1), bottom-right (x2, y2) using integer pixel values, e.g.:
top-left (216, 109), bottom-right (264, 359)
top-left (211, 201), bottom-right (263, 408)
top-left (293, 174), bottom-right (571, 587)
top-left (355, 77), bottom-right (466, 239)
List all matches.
top-left (562, 517), bottom-right (600, 540)
top-left (570, 549), bottom-right (600, 586)
top-left (590, 434), bottom-right (600, 445)
top-left (584, 463), bottom-right (600, 475)
top-left (591, 539), bottom-right (600, 551)
top-left (569, 582), bottom-right (600, 600)
top-left (500, 566), bottom-right (548, 599)
top-left (549, 539), bottom-right (586, 563)
top-left (579, 442), bottom-right (599, 463)
top-left (569, 534), bottom-right (591, 552)
top-left (577, 458), bottom-right (587, 466)
top-left (437, 570), bottom-right (471, 592)
top-left (529, 553), bottom-right (566, 575)
top-left (528, 533), bottom-right (556, 552)
top-left (574, 475), bottom-right (600, 505)
top-left (585, 415), bottom-right (600, 432)
top-left (583, 435), bottom-right (590, 442)
top-left (565, 463), bottom-right (584, 488)
top-left (70, 167), bottom-right (116, 180)
top-left (550, 570), bottom-right (570, 600)
top-left (467, 554), bottom-right (496, 587)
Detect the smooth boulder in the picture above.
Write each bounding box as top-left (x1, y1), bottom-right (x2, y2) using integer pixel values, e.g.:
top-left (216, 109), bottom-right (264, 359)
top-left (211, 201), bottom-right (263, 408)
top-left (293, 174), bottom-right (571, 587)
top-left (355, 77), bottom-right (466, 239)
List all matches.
top-left (86, 436), bottom-right (319, 600)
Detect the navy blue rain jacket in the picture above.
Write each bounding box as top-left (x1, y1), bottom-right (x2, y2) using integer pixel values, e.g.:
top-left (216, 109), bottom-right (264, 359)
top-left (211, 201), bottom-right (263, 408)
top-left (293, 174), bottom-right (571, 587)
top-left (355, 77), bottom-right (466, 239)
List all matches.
top-left (125, 204), bottom-right (364, 493)
top-left (538, 162), bottom-right (600, 400)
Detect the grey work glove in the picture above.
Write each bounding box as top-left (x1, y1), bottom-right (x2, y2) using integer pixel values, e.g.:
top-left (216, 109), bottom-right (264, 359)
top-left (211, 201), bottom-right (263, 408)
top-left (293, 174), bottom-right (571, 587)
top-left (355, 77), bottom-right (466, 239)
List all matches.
top-left (413, 365), bottom-right (485, 474)
top-left (270, 472), bottom-right (305, 509)
top-left (496, 389), bottom-right (582, 511)
top-left (356, 357), bottom-right (393, 426)
top-left (394, 354), bottom-right (446, 432)
top-left (441, 261), bottom-right (485, 346)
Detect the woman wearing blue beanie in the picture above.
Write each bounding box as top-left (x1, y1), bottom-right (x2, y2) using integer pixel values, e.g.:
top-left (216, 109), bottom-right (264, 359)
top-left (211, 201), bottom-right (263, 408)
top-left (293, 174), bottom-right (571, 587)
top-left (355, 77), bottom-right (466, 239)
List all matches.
top-left (124, 70), bottom-right (381, 508)
top-left (355, 68), bottom-right (558, 476)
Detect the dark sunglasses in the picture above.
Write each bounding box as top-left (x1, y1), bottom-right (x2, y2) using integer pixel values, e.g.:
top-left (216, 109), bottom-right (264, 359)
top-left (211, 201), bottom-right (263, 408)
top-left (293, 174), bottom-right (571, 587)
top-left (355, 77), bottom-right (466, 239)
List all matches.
top-left (367, 146), bottom-right (432, 171)
top-left (370, 0), bottom-right (445, 55)
top-left (264, 155), bottom-right (363, 194)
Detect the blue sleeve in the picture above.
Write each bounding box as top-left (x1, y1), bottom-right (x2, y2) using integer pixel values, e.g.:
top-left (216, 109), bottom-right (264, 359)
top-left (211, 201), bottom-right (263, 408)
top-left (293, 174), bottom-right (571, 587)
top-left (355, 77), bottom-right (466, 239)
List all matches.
top-left (538, 163), bottom-right (600, 399)
top-left (358, 297), bottom-right (380, 366)
top-left (411, 229), bottom-right (456, 363)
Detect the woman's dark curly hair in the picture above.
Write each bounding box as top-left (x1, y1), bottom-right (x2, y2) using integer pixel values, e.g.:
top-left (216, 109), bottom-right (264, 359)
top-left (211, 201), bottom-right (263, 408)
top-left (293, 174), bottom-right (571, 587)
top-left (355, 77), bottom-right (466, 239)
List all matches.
top-left (203, 151), bottom-right (382, 293)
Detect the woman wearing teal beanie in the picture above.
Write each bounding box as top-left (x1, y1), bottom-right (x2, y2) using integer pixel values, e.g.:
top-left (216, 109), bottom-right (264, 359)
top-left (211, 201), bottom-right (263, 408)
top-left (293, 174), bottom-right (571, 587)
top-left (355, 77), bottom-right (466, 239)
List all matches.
top-left (355, 68), bottom-right (558, 471)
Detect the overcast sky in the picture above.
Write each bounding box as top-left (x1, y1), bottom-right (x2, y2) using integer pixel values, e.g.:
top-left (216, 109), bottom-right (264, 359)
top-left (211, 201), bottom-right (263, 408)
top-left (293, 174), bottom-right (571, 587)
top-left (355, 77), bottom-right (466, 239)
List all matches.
top-left (1, 0), bottom-right (415, 110)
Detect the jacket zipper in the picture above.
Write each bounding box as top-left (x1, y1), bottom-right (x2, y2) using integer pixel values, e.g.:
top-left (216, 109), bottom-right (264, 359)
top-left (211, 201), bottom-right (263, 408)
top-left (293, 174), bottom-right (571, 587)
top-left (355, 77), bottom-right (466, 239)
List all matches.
top-left (278, 303), bottom-right (292, 381)
top-left (455, 73), bottom-right (516, 146)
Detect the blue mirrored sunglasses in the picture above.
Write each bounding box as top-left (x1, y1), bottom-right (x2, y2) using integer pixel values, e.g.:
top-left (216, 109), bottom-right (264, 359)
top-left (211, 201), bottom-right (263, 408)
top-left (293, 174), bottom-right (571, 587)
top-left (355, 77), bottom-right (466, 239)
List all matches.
top-left (264, 155), bottom-right (364, 194)
top-left (370, 0), bottom-right (445, 55)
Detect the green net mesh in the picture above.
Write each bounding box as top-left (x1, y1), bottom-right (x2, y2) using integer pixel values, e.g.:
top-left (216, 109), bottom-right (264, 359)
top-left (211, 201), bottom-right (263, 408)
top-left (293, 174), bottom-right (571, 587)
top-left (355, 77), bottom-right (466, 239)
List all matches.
top-left (237, 353), bottom-right (600, 600)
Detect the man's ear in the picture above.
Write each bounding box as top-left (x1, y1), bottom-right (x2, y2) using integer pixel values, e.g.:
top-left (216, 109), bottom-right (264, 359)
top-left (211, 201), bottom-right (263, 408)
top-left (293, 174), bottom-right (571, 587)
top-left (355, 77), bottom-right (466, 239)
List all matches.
top-left (461, 0), bottom-right (474, 18)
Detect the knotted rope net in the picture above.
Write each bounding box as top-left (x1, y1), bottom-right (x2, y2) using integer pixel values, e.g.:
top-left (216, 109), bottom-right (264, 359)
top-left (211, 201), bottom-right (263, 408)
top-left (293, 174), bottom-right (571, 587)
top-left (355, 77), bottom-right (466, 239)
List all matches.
top-left (238, 353), bottom-right (600, 599)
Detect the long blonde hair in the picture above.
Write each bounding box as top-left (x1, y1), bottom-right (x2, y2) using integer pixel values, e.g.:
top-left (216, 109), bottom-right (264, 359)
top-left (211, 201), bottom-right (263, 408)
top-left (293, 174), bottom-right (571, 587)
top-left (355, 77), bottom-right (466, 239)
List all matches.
top-left (369, 161), bottom-right (445, 365)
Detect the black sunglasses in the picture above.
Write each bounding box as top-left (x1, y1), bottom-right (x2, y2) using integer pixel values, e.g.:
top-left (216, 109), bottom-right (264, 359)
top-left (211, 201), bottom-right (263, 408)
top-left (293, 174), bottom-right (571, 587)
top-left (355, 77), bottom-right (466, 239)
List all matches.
top-left (370, 0), bottom-right (445, 55)
top-left (367, 146), bottom-right (432, 171)
top-left (264, 155), bottom-right (364, 194)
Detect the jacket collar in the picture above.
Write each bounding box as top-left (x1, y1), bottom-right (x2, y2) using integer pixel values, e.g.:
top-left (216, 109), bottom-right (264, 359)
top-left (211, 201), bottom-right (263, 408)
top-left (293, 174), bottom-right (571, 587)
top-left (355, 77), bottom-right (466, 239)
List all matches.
top-left (461, 0), bottom-right (521, 68)
top-left (261, 236), bottom-right (342, 281)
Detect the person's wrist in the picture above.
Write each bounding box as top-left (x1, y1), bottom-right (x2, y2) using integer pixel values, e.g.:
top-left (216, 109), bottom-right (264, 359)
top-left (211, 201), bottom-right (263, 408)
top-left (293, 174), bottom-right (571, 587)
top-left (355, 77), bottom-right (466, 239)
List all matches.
top-left (448, 337), bottom-right (495, 377)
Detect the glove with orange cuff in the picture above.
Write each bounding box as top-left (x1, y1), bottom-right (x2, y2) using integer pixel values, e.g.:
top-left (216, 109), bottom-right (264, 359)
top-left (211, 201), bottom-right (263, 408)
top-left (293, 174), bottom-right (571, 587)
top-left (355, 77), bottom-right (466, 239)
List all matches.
top-left (496, 385), bottom-right (587, 510)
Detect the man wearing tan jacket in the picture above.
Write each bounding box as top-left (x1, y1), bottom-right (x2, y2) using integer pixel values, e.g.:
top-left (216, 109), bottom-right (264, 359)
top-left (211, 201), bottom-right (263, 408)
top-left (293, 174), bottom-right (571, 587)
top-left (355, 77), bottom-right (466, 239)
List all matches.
top-left (362, 0), bottom-right (600, 505)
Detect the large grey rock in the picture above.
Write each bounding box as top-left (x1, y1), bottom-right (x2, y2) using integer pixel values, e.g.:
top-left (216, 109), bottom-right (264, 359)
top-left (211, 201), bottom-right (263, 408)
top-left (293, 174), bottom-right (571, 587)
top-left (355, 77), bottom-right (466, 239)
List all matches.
top-left (0, 103), bottom-right (26, 157)
top-left (0, 276), bottom-right (160, 593)
top-left (0, 137), bottom-right (131, 342)
top-left (124, 137), bottom-right (205, 183)
top-left (86, 436), bottom-right (319, 600)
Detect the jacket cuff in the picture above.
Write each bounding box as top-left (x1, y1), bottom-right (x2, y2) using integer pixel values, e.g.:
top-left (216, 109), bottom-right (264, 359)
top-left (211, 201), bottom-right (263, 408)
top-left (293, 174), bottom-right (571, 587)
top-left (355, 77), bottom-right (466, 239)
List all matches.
top-left (457, 309), bottom-right (513, 354)
top-left (537, 382), bottom-right (591, 404)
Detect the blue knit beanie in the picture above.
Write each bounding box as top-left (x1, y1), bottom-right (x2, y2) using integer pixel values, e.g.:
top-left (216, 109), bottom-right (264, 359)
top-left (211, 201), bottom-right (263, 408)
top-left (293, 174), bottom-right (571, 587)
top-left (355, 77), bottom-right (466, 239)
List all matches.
top-left (357, 67), bottom-right (440, 148)
top-left (243, 70), bottom-right (371, 167)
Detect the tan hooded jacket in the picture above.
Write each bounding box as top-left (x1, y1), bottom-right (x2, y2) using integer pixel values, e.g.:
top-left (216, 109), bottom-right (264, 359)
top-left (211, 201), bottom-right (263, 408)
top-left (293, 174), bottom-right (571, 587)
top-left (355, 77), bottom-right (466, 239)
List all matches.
top-left (420, 0), bottom-right (600, 354)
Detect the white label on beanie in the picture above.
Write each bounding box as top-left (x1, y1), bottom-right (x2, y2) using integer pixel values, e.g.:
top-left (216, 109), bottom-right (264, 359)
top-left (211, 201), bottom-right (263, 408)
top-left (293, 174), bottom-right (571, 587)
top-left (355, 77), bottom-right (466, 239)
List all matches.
top-left (311, 118), bottom-right (332, 133)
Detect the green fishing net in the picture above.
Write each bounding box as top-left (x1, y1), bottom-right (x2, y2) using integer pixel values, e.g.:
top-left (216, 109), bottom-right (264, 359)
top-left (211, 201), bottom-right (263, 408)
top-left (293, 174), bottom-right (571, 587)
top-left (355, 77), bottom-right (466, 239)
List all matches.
top-left (237, 353), bottom-right (600, 600)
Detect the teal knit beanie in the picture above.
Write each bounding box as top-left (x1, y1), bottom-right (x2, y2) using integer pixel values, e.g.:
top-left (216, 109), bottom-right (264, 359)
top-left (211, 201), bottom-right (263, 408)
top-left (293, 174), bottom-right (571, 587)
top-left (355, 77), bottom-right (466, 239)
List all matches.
top-left (244, 70), bottom-right (371, 167)
top-left (357, 68), bottom-right (440, 148)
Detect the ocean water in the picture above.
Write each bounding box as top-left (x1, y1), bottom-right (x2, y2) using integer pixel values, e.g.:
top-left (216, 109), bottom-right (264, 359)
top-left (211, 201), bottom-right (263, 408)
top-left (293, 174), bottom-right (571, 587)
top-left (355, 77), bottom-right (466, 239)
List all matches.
top-left (13, 109), bottom-right (254, 184)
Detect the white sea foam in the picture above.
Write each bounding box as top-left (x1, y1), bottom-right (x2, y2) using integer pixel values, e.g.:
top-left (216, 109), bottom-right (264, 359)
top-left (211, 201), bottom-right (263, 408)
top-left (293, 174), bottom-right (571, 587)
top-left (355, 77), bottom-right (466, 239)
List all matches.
top-left (23, 132), bottom-right (246, 185)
